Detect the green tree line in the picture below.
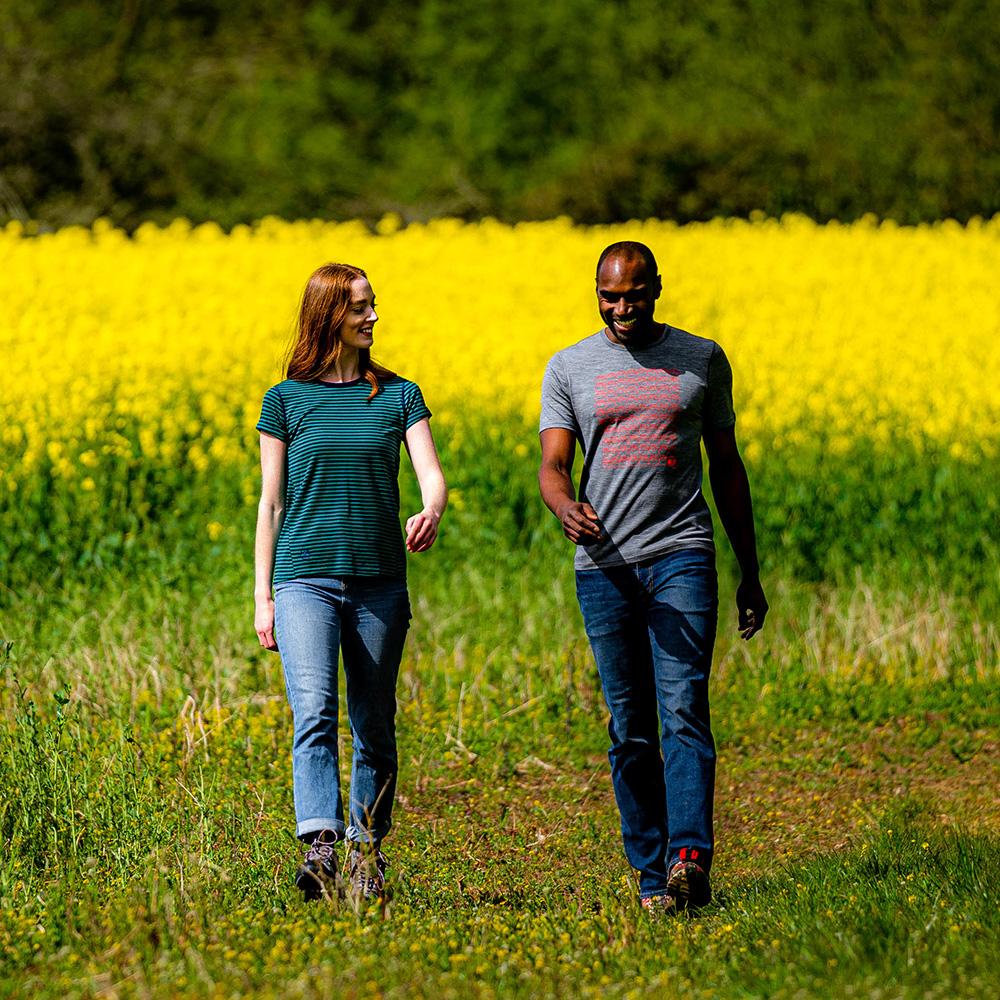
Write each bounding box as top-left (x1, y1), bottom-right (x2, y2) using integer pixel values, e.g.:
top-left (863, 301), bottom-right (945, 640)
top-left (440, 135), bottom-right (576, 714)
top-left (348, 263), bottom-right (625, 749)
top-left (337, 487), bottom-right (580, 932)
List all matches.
top-left (2, 0), bottom-right (998, 229)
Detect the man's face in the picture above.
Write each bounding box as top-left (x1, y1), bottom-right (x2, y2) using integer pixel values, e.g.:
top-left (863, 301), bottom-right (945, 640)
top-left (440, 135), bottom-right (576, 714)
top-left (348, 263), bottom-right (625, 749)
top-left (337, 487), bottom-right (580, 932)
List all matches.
top-left (596, 254), bottom-right (662, 345)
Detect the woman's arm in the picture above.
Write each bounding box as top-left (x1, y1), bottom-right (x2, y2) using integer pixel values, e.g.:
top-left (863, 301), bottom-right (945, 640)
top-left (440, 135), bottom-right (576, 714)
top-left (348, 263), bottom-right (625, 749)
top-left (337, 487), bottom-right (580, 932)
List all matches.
top-left (254, 432), bottom-right (287, 649)
top-left (403, 417), bottom-right (447, 553)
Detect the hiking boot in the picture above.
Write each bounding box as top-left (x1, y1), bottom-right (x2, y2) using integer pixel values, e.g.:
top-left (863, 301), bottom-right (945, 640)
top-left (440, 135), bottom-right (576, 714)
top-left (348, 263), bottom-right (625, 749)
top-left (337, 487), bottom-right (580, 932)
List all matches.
top-left (295, 829), bottom-right (341, 901)
top-left (346, 844), bottom-right (388, 901)
top-left (640, 893), bottom-right (679, 916)
top-left (666, 852), bottom-right (712, 911)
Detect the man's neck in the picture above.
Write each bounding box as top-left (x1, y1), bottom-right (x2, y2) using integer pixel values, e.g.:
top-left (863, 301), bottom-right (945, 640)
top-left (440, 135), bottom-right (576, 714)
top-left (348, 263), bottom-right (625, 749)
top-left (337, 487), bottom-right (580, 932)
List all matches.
top-left (604, 321), bottom-right (665, 349)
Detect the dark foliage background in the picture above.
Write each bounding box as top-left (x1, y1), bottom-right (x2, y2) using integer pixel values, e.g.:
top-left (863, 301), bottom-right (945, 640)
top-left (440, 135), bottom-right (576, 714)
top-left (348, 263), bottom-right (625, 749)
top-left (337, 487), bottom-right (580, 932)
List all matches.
top-left (2, 0), bottom-right (998, 228)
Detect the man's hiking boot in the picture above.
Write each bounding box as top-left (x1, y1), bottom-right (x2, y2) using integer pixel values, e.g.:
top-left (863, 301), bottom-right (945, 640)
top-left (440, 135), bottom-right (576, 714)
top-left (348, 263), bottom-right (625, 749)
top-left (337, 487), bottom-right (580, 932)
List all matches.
top-left (346, 844), bottom-right (388, 901)
top-left (666, 849), bottom-right (712, 911)
top-left (295, 829), bottom-right (341, 901)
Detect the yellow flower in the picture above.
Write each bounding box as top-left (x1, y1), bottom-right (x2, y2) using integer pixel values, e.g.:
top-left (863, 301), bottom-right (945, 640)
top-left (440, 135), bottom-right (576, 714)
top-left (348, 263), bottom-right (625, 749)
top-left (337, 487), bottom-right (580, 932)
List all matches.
top-left (0, 214), bottom-right (996, 516)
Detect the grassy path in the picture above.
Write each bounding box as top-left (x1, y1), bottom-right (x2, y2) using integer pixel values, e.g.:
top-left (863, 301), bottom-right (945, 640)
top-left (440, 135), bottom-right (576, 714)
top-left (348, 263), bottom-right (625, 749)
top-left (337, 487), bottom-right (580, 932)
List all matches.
top-left (3, 686), bottom-right (996, 999)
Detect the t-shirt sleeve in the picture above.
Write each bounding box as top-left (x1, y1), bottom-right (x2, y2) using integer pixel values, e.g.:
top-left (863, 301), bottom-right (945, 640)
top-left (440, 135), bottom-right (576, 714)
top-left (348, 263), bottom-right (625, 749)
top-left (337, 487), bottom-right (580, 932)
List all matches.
top-left (704, 344), bottom-right (737, 432)
top-left (256, 385), bottom-right (288, 442)
top-left (402, 381), bottom-right (432, 430)
top-left (539, 356), bottom-right (578, 434)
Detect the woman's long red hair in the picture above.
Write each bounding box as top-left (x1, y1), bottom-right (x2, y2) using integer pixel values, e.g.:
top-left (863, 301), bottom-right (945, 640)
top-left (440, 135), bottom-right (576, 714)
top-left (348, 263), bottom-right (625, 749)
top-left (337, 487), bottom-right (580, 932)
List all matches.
top-left (285, 263), bottom-right (393, 398)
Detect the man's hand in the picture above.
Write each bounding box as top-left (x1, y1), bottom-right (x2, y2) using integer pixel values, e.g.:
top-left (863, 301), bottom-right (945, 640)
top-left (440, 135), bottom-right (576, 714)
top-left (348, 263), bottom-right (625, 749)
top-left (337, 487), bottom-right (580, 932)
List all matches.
top-left (736, 576), bottom-right (768, 640)
top-left (255, 595), bottom-right (279, 651)
top-left (557, 500), bottom-right (602, 545)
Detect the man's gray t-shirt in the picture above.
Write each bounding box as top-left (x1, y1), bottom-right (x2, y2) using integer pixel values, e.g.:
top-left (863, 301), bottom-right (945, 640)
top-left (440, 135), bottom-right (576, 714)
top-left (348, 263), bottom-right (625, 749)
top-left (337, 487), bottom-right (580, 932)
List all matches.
top-left (540, 325), bottom-right (736, 570)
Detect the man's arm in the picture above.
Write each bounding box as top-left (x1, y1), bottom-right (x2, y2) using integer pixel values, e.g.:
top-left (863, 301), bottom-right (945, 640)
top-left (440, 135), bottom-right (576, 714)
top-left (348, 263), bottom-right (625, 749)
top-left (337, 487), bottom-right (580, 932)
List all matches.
top-left (538, 428), bottom-right (601, 545)
top-left (704, 426), bottom-right (768, 639)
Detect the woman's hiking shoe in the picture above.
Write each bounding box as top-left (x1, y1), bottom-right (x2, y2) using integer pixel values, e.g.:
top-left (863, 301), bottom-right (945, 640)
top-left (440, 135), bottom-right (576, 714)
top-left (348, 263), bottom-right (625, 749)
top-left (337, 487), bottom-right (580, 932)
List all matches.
top-left (640, 893), bottom-right (679, 915)
top-left (295, 829), bottom-right (341, 901)
top-left (346, 845), bottom-right (388, 901)
top-left (666, 855), bottom-right (712, 911)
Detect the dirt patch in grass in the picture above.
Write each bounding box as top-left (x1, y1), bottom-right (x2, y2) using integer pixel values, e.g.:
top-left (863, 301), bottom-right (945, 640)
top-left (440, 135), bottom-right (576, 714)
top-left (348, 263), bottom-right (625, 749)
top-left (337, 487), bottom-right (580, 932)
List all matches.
top-left (399, 718), bottom-right (998, 894)
top-left (718, 719), bottom-right (998, 869)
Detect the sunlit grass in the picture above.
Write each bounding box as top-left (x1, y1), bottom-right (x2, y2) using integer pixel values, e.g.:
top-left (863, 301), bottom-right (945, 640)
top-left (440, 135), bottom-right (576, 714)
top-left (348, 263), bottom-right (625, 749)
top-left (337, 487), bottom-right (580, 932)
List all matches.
top-left (1, 217), bottom-right (997, 996)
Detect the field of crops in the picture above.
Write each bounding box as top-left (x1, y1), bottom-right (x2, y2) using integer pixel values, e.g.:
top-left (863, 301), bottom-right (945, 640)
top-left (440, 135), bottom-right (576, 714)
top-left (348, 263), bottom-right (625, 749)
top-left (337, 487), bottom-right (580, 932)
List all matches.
top-left (1, 217), bottom-right (997, 998)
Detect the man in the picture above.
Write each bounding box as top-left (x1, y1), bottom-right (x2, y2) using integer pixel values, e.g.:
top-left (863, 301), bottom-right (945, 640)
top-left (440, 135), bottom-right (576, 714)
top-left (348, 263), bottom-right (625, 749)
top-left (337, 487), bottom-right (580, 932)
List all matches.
top-left (538, 241), bottom-right (767, 912)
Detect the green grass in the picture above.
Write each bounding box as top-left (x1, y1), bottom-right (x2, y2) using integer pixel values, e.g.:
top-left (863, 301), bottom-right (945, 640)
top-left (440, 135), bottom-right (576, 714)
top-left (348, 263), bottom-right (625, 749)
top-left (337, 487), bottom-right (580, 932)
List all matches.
top-left (1, 407), bottom-right (998, 997)
top-left (4, 410), bottom-right (1000, 605)
top-left (1, 565), bottom-right (996, 998)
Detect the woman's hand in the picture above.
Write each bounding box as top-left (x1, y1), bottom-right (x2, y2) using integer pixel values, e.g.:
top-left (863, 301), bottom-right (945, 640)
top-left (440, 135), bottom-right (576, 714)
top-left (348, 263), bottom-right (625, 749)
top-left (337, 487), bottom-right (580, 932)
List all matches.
top-left (255, 595), bottom-right (279, 650)
top-left (405, 509), bottom-right (440, 552)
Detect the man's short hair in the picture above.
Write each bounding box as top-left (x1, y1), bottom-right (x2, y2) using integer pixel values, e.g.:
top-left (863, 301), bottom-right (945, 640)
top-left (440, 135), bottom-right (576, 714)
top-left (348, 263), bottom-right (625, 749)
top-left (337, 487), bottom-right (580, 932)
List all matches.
top-left (596, 241), bottom-right (658, 280)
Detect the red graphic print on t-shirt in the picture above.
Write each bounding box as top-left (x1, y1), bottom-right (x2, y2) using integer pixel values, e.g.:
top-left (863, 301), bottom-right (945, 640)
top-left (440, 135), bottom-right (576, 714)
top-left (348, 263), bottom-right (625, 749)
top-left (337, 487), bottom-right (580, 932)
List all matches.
top-left (595, 369), bottom-right (682, 468)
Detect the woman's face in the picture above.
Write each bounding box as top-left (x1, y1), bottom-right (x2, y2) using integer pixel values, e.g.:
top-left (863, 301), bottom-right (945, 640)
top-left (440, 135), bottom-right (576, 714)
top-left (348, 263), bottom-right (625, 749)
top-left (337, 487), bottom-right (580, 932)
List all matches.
top-left (339, 277), bottom-right (378, 351)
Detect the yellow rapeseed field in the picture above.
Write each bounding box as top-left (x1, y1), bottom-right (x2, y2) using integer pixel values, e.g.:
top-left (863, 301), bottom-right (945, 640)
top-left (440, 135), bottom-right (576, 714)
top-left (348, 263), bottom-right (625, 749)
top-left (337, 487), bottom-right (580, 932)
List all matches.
top-left (1, 215), bottom-right (997, 505)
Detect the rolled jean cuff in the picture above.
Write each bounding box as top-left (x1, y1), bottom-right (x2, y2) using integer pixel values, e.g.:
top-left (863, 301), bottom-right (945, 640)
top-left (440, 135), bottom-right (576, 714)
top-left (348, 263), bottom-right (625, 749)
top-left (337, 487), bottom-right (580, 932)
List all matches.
top-left (346, 821), bottom-right (391, 846)
top-left (296, 818), bottom-right (346, 841)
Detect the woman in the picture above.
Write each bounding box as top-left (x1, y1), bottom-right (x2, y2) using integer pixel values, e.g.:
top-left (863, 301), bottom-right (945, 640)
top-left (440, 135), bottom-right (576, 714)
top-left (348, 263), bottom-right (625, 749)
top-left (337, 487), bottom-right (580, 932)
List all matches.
top-left (254, 262), bottom-right (446, 902)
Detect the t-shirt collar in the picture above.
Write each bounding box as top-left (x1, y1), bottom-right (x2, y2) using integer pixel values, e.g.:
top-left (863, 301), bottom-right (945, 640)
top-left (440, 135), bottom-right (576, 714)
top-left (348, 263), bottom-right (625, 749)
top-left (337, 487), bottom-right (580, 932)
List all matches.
top-left (313, 376), bottom-right (364, 387)
top-left (601, 324), bottom-right (671, 352)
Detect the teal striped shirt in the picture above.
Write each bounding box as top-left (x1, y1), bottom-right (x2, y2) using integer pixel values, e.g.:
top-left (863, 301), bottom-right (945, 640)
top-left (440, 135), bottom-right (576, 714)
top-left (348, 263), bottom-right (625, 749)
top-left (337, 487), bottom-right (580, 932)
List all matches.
top-left (257, 375), bottom-right (431, 583)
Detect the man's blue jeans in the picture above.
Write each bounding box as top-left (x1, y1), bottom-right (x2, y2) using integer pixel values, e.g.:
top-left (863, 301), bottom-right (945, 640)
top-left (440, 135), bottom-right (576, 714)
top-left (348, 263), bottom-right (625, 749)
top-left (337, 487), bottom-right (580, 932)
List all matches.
top-left (274, 576), bottom-right (411, 844)
top-left (576, 548), bottom-right (718, 898)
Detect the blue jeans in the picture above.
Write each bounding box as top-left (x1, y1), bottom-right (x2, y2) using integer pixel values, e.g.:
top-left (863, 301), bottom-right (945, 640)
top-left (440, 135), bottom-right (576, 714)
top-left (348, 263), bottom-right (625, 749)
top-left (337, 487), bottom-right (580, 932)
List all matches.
top-left (576, 548), bottom-right (718, 898)
top-left (274, 576), bottom-right (411, 844)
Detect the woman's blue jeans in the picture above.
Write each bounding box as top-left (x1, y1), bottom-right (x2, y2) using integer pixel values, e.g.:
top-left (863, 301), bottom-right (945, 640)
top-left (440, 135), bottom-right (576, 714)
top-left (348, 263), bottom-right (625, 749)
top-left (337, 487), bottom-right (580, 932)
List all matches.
top-left (576, 548), bottom-right (718, 898)
top-left (274, 576), bottom-right (411, 844)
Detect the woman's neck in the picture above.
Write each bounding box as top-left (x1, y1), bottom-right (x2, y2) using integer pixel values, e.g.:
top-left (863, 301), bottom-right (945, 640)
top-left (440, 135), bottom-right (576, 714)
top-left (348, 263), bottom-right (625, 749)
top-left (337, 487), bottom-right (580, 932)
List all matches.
top-left (319, 348), bottom-right (361, 383)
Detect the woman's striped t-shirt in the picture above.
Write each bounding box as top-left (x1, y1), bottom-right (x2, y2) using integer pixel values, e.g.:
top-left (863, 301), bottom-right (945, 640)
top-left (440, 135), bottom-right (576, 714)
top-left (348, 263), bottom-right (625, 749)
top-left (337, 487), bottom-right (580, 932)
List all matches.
top-left (257, 375), bottom-right (431, 583)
